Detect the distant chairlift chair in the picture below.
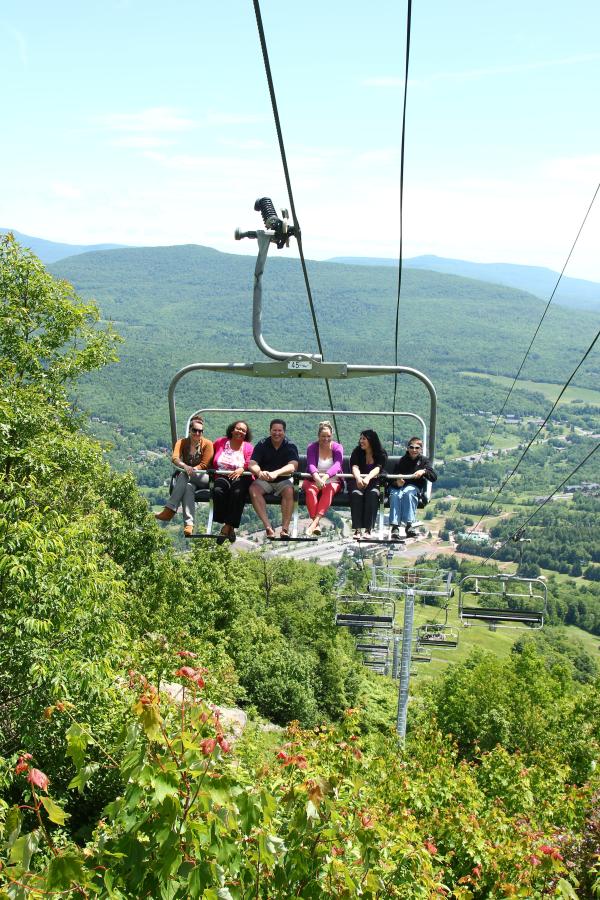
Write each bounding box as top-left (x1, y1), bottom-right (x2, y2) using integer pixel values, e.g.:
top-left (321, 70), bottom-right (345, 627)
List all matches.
top-left (458, 574), bottom-right (547, 629)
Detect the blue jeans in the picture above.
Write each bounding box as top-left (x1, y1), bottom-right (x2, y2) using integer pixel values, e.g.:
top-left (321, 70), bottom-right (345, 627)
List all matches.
top-left (389, 483), bottom-right (419, 526)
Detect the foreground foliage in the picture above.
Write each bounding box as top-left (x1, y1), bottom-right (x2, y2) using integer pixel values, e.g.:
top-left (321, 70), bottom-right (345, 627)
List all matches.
top-left (2, 658), bottom-right (598, 898)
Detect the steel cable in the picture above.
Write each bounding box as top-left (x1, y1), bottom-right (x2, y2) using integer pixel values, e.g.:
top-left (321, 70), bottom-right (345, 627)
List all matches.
top-left (252, 0), bottom-right (339, 437)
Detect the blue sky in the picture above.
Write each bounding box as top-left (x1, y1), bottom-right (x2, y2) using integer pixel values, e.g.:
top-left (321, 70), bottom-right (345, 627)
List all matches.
top-left (2, 0), bottom-right (600, 279)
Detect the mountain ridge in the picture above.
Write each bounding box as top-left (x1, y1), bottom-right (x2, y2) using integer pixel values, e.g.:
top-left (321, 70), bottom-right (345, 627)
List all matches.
top-left (4, 226), bottom-right (598, 312)
top-left (329, 254), bottom-right (600, 312)
top-left (1, 228), bottom-right (127, 264)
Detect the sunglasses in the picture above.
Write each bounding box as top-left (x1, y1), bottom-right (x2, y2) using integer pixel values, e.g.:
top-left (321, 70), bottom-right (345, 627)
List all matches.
top-left (408, 445), bottom-right (421, 450)
top-left (190, 428), bottom-right (203, 434)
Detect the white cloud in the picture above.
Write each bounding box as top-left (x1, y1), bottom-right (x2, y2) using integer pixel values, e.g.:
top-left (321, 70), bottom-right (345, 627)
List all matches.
top-left (111, 135), bottom-right (177, 149)
top-left (219, 138), bottom-right (269, 150)
top-left (5, 25), bottom-right (28, 66)
top-left (51, 182), bottom-right (81, 199)
top-left (96, 107), bottom-right (195, 133)
top-left (206, 111), bottom-right (267, 126)
top-left (408, 53), bottom-right (600, 88)
top-left (365, 53), bottom-right (600, 90)
top-left (541, 154), bottom-right (600, 183)
top-left (363, 76), bottom-right (403, 88)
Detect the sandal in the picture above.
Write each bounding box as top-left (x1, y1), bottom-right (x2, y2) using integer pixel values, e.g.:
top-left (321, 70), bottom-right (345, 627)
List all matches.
top-left (265, 527), bottom-right (276, 539)
top-left (280, 529), bottom-right (291, 540)
top-left (353, 530), bottom-right (362, 540)
top-left (228, 528), bottom-right (236, 543)
top-left (312, 526), bottom-right (322, 537)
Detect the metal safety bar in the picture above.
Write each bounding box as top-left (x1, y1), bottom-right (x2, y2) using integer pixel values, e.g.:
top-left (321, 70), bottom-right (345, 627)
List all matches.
top-left (370, 566), bottom-right (454, 599)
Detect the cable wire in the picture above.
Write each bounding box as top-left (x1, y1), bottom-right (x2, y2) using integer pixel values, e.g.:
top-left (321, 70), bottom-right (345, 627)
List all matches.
top-left (467, 324), bottom-right (600, 532)
top-left (391, 0), bottom-right (413, 449)
top-left (455, 181), bottom-right (600, 506)
top-left (252, 0), bottom-right (339, 438)
top-left (476, 439), bottom-right (599, 567)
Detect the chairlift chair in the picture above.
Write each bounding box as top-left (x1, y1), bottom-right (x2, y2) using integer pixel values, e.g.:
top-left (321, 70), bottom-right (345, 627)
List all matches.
top-left (458, 573), bottom-right (547, 629)
top-left (417, 623), bottom-right (459, 648)
top-left (334, 595), bottom-right (396, 630)
top-left (166, 198), bottom-right (437, 542)
top-left (370, 565), bottom-right (454, 600)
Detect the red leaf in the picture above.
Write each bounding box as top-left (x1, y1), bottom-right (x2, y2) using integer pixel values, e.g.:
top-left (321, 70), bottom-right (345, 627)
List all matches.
top-left (200, 738), bottom-right (216, 756)
top-left (175, 666), bottom-right (197, 679)
top-left (15, 754), bottom-right (33, 775)
top-left (28, 768), bottom-right (49, 792)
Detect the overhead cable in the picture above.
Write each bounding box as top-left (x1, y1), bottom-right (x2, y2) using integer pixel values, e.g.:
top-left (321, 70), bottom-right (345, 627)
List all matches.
top-left (476, 439), bottom-right (599, 567)
top-left (455, 181), bottom-right (600, 505)
top-left (392, 0), bottom-right (413, 448)
top-left (468, 324), bottom-right (600, 532)
top-left (252, 0), bottom-right (338, 437)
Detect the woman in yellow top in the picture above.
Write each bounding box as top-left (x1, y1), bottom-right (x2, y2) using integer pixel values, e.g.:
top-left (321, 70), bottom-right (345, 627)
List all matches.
top-left (155, 415), bottom-right (214, 537)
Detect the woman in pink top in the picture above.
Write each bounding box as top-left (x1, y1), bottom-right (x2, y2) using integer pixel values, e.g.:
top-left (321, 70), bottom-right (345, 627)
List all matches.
top-left (212, 420), bottom-right (254, 543)
top-left (303, 421), bottom-right (344, 536)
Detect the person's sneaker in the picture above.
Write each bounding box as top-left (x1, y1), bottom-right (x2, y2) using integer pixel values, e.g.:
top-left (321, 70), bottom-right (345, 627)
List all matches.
top-left (405, 524), bottom-right (418, 538)
top-left (155, 507), bottom-right (175, 522)
top-left (390, 525), bottom-right (401, 541)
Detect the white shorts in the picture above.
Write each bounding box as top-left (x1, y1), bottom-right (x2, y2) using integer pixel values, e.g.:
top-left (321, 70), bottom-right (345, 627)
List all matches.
top-left (254, 477), bottom-right (294, 496)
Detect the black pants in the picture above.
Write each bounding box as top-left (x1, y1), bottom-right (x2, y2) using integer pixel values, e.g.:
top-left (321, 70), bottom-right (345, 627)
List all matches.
top-left (213, 474), bottom-right (252, 527)
top-left (350, 487), bottom-right (380, 529)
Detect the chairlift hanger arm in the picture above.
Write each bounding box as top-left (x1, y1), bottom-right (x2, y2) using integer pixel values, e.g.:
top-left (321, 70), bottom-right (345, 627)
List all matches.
top-left (236, 199), bottom-right (321, 363)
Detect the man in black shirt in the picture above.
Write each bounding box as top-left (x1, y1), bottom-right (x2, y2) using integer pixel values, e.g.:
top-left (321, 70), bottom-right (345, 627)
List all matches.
top-left (248, 419), bottom-right (299, 538)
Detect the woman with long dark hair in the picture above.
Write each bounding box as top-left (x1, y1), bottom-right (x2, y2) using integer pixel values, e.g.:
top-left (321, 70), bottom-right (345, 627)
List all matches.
top-left (211, 420), bottom-right (254, 543)
top-left (349, 429), bottom-right (387, 539)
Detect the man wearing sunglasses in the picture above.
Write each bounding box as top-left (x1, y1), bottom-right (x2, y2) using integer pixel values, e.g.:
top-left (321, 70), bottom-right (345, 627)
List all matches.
top-left (155, 415), bottom-right (214, 537)
top-left (388, 437), bottom-right (437, 540)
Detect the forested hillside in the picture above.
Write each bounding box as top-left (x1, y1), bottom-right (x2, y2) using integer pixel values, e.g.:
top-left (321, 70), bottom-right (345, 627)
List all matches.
top-left (50, 244), bottom-right (600, 458)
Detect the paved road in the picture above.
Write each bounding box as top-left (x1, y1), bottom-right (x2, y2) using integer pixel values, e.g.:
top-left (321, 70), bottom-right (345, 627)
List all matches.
top-left (234, 531), bottom-right (443, 565)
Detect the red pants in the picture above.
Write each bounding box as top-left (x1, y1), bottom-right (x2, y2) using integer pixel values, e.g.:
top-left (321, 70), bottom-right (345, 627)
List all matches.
top-left (302, 479), bottom-right (343, 518)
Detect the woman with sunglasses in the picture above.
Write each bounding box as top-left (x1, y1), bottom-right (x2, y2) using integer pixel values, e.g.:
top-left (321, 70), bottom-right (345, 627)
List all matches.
top-left (211, 420), bottom-right (254, 543)
top-left (155, 415), bottom-right (214, 537)
top-left (349, 429), bottom-right (387, 539)
top-left (388, 437), bottom-right (437, 540)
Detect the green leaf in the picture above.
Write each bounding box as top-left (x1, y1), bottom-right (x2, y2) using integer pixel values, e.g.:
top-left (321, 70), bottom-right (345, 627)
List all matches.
top-left (40, 795), bottom-right (70, 825)
top-left (4, 805), bottom-right (22, 848)
top-left (187, 861), bottom-right (213, 899)
top-left (45, 853), bottom-right (85, 890)
top-left (153, 772), bottom-right (180, 803)
top-left (9, 830), bottom-right (41, 871)
top-left (555, 879), bottom-right (579, 899)
top-left (66, 722), bottom-right (90, 770)
top-left (68, 762), bottom-right (100, 794)
top-left (134, 701), bottom-right (163, 741)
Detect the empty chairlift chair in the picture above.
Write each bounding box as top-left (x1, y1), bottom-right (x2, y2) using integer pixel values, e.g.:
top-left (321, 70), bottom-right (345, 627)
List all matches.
top-left (334, 595), bottom-right (396, 630)
top-left (458, 574), bottom-right (547, 629)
